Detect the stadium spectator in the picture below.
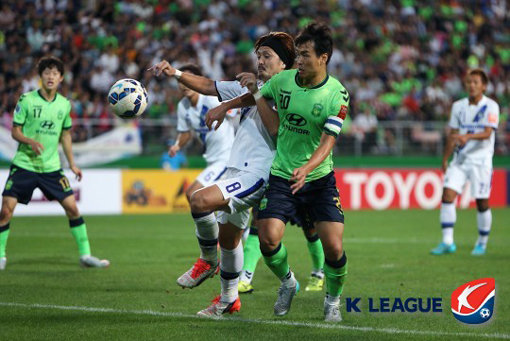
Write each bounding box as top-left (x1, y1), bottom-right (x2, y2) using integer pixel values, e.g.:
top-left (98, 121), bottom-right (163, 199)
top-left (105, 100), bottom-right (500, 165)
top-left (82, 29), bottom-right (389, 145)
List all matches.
top-left (0, 0), bottom-right (508, 155)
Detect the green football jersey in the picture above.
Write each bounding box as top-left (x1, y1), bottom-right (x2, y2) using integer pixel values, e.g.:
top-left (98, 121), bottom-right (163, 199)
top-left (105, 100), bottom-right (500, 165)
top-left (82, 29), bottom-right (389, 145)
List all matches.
top-left (12, 90), bottom-right (72, 173)
top-left (260, 69), bottom-right (349, 182)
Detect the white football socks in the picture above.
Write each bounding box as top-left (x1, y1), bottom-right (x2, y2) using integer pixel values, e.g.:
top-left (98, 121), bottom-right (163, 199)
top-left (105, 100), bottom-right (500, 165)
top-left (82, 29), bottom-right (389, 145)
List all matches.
top-left (476, 209), bottom-right (492, 247)
top-left (193, 212), bottom-right (219, 263)
top-left (220, 241), bottom-right (243, 303)
top-left (440, 202), bottom-right (456, 245)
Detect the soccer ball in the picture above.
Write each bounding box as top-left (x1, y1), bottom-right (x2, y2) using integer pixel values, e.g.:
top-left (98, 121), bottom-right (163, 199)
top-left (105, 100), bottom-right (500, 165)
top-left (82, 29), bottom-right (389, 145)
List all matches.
top-left (108, 79), bottom-right (148, 118)
top-left (480, 308), bottom-right (491, 319)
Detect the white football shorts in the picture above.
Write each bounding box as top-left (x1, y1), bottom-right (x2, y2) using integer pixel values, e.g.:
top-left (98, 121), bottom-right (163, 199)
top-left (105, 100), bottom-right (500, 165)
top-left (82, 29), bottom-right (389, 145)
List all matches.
top-left (195, 162), bottom-right (227, 187)
top-left (444, 161), bottom-right (493, 199)
top-left (215, 168), bottom-right (267, 229)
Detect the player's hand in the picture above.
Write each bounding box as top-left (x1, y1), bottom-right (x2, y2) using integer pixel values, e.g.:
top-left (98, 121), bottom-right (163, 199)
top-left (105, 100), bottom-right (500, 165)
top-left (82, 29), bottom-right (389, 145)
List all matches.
top-left (168, 145), bottom-right (180, 157)
top-left (29, 140), bottom-right (44, 155)
top-left (148, 60), bottom-right (176, 78)
top-left (290, 166), bottom-right (310, 194)
top-left (205, 104), bottom-right (227, 130)
top-left (236, 73), bottom-right (259, 94)
top-left (454, 134), bottom-right (469, 146)
top-left (441, 158), bottom-right (448, 173)
top-left (71, 165), bottom-right (82, 181)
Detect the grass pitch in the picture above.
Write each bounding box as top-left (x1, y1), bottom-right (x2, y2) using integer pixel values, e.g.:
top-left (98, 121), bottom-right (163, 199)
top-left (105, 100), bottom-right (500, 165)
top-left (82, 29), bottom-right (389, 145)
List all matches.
top-left (0, 209), bottom-right (509, 340)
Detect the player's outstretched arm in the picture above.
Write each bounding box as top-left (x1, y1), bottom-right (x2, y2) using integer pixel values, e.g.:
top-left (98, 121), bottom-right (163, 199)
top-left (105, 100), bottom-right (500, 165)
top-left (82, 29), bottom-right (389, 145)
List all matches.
top-left (290, 133), bottom-right (336, 194)
top-left (169, 132), bottom-right (191, 157)
top-left (60, 129), bottom-right (82, 181)
top-left (149, 60), bottom-right (217, 96)
top-left (237, 72), bottom-right (279, 136)
top-left (11, 125), bottom-right (44, 155)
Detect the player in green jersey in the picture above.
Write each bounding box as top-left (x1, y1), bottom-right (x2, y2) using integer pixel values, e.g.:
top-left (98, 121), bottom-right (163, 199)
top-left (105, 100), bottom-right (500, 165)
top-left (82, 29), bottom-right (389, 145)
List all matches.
top-left (0, 56), bottom-right (109, 270)
top-left (237, 22), bottom-right (349, 321)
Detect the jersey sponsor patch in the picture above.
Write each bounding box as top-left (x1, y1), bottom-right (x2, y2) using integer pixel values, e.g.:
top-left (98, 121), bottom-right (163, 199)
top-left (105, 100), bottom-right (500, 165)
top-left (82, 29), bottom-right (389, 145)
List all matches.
top-left (338, 105), bottom-right (348, 119)
top-left (488, 113), bottom-right (497, 124)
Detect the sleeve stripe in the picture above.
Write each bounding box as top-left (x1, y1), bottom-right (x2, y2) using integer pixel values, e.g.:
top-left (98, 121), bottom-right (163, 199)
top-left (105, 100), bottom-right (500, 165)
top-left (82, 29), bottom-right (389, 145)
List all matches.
top-left (324, 127), bottom-right (339, 138)
top-left (326, 117), bottom-right (343, 128)
top-left (324, 124), bottom-right (341, 135)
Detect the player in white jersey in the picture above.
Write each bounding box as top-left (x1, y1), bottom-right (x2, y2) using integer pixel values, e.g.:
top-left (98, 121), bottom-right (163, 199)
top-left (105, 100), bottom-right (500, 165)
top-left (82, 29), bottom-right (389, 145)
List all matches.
top-left (170, 64), bottom-right (234, 200)
top-left (150, 32), bottom-right (300, 316)
top-left (431, 69), bottom-right (500, 256)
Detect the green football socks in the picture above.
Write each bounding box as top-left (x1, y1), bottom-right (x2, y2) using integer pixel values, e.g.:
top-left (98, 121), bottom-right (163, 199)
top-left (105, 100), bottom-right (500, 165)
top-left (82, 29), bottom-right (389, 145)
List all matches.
top-left (324, 252), bottom-right (348, 297)
top-left (306, 234), bottom-right (324, 273)
top-left (243, 227), bottom-right (262, 274)
top-left (0, 223), bottom-right (10, 258)
top-left (263, 243), bottom-right (290, 280)
top-left (69, 217), bottom-right (91, 256)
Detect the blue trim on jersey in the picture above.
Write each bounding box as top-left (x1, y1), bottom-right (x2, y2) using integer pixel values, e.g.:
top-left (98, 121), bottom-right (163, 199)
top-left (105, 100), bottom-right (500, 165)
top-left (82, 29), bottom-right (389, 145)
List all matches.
top-left (214, 167), bottom-right (227, 181)
top-left (235, 178), bottom-right (265, 198)
top-left (326, 118), bottom-right (343, 128)
top-left (472, 104), bottom-right (487, 122)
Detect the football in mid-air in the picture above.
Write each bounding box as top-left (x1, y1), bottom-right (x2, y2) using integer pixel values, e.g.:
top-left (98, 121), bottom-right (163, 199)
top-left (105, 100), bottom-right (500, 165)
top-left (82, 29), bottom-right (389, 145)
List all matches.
top-left (108, 78), bottom-right (148, 118)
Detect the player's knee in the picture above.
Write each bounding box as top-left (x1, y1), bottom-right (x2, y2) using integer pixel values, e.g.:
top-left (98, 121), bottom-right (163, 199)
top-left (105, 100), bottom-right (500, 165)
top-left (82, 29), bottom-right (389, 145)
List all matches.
top-left (190, 192), bottom-right (209, 213)
top-left (65, 205), bottom-right (80, 219)
top-left (0, 206), bottom-right (14, 223)
top-left (476, 200), bottom-right (489, 212)
top-left (258, 235), bottom-right (279, 253)
top-left (323, 242), bottom-right (343, 260)
top-left (441, 192), bottom-right (455, 204)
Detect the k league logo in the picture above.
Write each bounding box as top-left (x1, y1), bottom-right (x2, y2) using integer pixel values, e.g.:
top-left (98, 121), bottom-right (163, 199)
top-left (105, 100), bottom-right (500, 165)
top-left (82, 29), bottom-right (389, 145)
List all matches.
top-left (451, 278), bottom-right (495, 324)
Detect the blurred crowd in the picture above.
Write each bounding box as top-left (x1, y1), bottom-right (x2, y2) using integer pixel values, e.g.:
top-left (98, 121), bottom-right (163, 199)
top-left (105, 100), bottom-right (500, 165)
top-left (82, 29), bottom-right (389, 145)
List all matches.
top-left (0, 0), bottom-right (509, 154)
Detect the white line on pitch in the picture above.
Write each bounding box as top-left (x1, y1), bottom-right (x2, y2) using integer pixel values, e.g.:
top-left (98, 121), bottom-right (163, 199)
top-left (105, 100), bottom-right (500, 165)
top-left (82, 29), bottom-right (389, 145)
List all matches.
top-left (1, 302), bottom-right (509, 339)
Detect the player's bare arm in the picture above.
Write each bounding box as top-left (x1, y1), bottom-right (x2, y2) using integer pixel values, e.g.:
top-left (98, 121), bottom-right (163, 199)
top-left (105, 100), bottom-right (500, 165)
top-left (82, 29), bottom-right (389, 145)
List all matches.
top-left (453, 126), bottom-right (492, 146)
top-left (442, 128), bottom-right (458, 173)
top-left (11, 125), bottom-right (44, 156)
top-left (237, 72), bottom-right (280, 136)
top-left (60, 129), bottom-right (82, 181)
top-left (290, 133), bottom-right (336, 194)
top-left (169, 132), bottom-right (192, 157)
top-left (205, 98), bottom-right (240, 130)
top-left (149, 60), bottom-right (217, 96)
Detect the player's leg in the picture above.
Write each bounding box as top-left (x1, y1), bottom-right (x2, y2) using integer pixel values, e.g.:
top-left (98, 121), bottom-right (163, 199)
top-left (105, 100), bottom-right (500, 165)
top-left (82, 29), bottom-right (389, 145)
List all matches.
top-left (0, 165), bottom-right (37, 270)
top-left (303, 225), bottom-right (325, 292)
top-left (258, 174), bottom-right (300, 316)
top-left (473, 199), bottom-right (491, 255)
top-left (177, 184), bottom-right (227, 288)
top-left (431, 164), bottom-right (465, 255)
top-left (306, 172), bottom-right (347, 322)
top-left (470, 164), bottom-right (493, 255)
top-left (239, 210), bottom-right (262, 293)
top-left (176, 165), bottom-right (227, 288)
top-left (315, 221), bottom-right (346, 322)
top-left (197, 214), bottom-right (246, 317)
top-left (197, 173), bottom-right (265, 316)
top-left (0, 196), bottom-right (18, 270)
top-left (59, 195), bottom-right (109, 268)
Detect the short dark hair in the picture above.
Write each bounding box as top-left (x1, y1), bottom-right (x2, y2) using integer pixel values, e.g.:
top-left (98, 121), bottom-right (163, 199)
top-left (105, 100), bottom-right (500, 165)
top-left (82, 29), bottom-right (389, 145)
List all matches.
top-left (37, 56), bottom-right (64, 76)
top-left (255, 32), bottom-right (296, 69)
top-left (180, 64), bottom-right (203, 76)
top-left (295, 22), bottom-right (333, 64)
top-left (468, 68), bottom-right (488, 85)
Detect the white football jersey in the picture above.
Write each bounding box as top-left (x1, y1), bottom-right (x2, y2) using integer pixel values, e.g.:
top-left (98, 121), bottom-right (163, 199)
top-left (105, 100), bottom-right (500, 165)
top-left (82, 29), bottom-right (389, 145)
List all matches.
top-left (449, 95), bottom-right (500, 164)
top-left (215, 80), bottom-right (276, 177)
top-left (177, 94), bottom-right (234, 165)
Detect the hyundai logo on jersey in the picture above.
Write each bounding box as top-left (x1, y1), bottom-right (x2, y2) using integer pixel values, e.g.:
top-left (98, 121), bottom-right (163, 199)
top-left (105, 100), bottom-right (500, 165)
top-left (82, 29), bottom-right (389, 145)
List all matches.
top-left (285, 113), bottom-right (307, 126)
top-left (451, 278), bottom-right (495, 324)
